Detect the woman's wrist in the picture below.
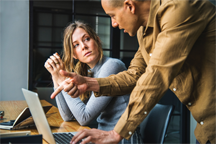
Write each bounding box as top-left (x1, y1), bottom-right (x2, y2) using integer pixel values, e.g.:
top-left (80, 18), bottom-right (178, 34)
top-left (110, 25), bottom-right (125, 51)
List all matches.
top-left (52, 80), bottom-right (59, 88)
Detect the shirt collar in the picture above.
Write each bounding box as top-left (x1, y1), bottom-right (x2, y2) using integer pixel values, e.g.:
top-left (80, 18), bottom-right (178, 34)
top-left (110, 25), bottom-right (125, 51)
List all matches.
top-left (143, 0), bottom-right (161, 35)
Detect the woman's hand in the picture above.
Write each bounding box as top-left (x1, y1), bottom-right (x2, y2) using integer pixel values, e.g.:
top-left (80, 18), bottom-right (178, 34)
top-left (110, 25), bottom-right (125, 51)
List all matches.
top-left (44, 53), bottom-right (65, 88)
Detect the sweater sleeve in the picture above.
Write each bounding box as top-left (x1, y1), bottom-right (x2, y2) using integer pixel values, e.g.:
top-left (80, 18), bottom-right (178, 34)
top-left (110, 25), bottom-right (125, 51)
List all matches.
top-left (55, 90), bottom-right (74, 121)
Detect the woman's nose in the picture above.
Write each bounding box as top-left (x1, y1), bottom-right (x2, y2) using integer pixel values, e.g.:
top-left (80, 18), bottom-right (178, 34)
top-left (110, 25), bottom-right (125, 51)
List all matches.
top-left (81, 42), bottom-right (87, 50)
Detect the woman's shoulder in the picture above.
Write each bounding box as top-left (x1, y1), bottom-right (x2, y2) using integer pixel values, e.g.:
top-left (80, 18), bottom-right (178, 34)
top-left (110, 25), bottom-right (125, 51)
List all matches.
top-left (103, 56), bottom-right (126, 68)
top-left (94, 56), bottom-right (127, 77)
top-left (97, 56), bottom-right (127, 75)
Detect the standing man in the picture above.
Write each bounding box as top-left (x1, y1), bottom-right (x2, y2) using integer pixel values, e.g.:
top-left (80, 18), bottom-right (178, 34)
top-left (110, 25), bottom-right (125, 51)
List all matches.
top-left (52, 0), bottom-right (216, 144)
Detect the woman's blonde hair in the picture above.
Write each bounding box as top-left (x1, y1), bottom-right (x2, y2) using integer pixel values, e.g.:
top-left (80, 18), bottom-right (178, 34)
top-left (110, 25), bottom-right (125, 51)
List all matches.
top-left (62, 21), bottom-right (103, 101)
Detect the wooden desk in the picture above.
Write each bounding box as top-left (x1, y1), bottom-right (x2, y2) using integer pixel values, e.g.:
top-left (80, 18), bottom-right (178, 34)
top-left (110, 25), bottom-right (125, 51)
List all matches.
top-left (0, 100), bottom-right (90, 143)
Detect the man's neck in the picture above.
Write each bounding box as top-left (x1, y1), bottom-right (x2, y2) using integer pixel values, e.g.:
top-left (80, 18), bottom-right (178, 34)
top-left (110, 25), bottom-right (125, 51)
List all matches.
top-left (137, 0), bottom-right (151, 27)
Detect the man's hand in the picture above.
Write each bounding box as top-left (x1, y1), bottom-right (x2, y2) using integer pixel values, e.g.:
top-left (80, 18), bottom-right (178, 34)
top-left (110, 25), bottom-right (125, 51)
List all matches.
top-left (50, 70), bottom-right (88, 99)
top-left (70, 129), bottom-right (123, 144)
top-left (50, 70), bottom-right (100, 99)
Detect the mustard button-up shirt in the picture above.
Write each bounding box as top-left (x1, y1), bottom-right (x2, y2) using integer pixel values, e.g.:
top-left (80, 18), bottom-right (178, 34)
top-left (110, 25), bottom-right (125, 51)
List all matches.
top-left (95, 0), bottom-right (216, 143)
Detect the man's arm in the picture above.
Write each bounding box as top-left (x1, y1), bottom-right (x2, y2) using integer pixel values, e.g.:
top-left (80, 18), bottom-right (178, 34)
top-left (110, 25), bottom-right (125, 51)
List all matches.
top-left (51, 47), bottom-right (146, 99)
top-left (95, 47), bottom-right (147, 97)
top-left (50, 70), bottom-right (100, 99)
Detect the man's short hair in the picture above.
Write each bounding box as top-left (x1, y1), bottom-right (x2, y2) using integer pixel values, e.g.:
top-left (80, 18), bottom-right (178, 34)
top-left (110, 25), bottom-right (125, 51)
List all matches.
top-left (110, 0), bottom-right (124, 7)
top-left (110, 0), bottom-right (145, 8)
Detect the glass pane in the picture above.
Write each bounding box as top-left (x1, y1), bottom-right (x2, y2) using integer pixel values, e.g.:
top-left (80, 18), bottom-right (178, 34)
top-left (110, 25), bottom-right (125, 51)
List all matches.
top-left (120, 30), bottom-right (139, 50)
top-left (38, 13), bottom-right (52, 26)
top-left (97, 17), bottom-right (110, 49)
top-left (103, 51), bottom-right (110, 57)
top-left (53, 28), bottom-right (64, 42)
top-left (38, 27), bottom-right (52, 42)
top-left (75, 15), bottom-right (97, 28)
top-left (38, 43), bottom-right (52, 47)
top-left (120, 51), bottom-right (136, 68)
top-left (33, 1), bottom-right (73, 10)
top-left (75, 15), bottom-right (111, 50)
top-left (120, 51), bottom-right (136, 59)
top-left (35, 48), bottom-right (63, 61)
top-left (75, 1), bottom-right (106, 15)
top-left (33, 48), bottom-right (64, 87)
top-left (54, 14), bottom-right (69, 27)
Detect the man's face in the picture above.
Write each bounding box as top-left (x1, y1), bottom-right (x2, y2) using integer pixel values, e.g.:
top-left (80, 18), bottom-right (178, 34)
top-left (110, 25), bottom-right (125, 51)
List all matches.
top-left (101, 0), bottom-right (140, 36)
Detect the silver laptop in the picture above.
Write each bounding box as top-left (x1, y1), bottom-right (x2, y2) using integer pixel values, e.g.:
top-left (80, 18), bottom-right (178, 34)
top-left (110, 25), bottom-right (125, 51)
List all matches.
top-left (22, 88), bottom-right (79, 144)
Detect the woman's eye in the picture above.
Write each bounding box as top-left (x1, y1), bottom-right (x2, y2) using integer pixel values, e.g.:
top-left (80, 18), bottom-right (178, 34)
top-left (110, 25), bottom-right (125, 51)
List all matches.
top-left (74, 44), bottom-right (79, 48)
top-left (85, 37), bottom-right (90, 41)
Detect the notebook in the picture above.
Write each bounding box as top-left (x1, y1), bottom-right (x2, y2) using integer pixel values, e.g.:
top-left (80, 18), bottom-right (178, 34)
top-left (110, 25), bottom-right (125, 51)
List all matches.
top-left (21, 88), bottom-right (80, 144)
top-left (0, 105), bottom-right (52, 130)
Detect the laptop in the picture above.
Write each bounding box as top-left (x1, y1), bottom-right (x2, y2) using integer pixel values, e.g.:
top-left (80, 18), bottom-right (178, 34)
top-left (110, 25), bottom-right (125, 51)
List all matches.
top-left (22, 88), bottom-right (80, 144)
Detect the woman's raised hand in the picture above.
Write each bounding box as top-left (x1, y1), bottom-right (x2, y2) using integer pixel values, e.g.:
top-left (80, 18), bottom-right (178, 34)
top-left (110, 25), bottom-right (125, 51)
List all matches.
top-left (44, 52), bottom-right (65, 87)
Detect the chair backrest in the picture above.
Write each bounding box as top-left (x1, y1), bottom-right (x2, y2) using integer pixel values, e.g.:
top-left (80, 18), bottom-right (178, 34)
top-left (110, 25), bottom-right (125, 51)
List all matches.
top-left (140, 104), bottom-right (174, 144)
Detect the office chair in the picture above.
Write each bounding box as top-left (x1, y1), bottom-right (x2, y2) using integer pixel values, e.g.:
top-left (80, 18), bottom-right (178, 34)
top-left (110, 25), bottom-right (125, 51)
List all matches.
top-left (140, 104), bottom-right (174, 144)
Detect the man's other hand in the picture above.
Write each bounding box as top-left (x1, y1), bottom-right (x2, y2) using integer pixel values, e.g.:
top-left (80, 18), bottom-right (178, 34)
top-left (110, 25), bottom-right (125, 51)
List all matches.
top-left (70, 129), bottom-right (123, 144)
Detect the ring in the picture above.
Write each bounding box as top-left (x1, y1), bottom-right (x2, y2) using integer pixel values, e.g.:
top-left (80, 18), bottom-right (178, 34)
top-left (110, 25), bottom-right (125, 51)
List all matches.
top-left (55, 62), bottom-right (59, 64)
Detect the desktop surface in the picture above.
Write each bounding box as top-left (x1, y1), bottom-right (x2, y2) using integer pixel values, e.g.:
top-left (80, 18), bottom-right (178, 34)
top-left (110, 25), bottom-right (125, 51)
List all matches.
top-left (0, 100), bottom-right (89, 144)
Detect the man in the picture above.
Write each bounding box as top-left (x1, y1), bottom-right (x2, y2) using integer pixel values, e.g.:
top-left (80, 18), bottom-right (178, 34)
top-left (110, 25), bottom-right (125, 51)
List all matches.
top-left (51, 0), bottom-right (216, 143)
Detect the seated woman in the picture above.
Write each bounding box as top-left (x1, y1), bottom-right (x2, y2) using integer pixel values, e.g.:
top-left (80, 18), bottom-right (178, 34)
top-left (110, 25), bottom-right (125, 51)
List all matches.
top-left (44, 21), bottom-right (142, 143)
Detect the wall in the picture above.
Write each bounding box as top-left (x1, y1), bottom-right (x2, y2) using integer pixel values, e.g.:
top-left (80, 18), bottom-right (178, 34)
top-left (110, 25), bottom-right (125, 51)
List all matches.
top-left (0, 0), bottom-right (29, 101)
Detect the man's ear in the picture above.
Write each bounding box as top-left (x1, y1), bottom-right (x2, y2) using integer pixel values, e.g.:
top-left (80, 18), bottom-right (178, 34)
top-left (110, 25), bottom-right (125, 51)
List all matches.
top-left (124, 0), bottom-right (136, 14)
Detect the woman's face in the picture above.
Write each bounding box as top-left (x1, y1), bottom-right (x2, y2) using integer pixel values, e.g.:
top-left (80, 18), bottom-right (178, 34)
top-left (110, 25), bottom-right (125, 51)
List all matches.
top-left (72, 28), bottom-right (100, 68)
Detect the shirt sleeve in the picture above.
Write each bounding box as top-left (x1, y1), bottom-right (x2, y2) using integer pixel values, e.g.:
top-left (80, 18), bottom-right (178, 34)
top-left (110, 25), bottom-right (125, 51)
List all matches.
top-left (56, 59), bottom-right (129, 126)
top-left (101, 1), bottom-right (207, 139)
top-left (95, 47), bottom-right (147, 97)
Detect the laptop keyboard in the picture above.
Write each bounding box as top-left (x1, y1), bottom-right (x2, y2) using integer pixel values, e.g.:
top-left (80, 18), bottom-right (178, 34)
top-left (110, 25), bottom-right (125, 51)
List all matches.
top-left (53, 133), bottom-right (82, 144)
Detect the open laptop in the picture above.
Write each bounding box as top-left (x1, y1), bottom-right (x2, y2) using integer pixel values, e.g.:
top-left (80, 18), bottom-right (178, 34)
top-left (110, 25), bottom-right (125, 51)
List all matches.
top-left (22, 88), bottom-right (80, 144)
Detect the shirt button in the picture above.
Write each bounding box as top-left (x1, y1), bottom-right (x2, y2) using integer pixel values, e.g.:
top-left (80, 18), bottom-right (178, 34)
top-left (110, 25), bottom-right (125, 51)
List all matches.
top-left (200, 121), bottom-right (204, 125)
top-left (173, 88), bottom-right (176, 91)
top-left (188, 102), bottom-right (191, 106)
top-left (144, 111), bottom-right (147, 114)
top-left (149, 53), bottom-right (152, 57)
top-left (128, 131), bottom-right (132, 135)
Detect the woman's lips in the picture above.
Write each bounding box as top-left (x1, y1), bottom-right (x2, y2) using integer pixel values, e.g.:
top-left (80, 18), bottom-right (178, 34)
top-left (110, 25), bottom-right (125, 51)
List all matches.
top-left (84, 51), bottom-right (92, 57)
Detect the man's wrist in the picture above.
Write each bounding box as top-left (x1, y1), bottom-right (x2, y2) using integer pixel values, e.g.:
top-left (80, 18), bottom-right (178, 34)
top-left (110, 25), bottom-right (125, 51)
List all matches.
top-left (85, 77), bottom-right (100, 92)
top-left (112, 130), bottom-right (123, 142)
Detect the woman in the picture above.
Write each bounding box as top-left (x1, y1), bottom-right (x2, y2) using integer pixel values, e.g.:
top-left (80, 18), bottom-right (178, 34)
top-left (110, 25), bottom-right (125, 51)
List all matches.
top-left (44, 21), bottom-right (142, 143)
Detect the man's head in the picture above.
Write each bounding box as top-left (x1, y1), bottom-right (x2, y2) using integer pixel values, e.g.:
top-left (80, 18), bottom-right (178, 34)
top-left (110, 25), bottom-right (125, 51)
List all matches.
top-left (101, 0), bottom-right (151, 36)
top-left (107, 0), bottom-right (144, 7)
